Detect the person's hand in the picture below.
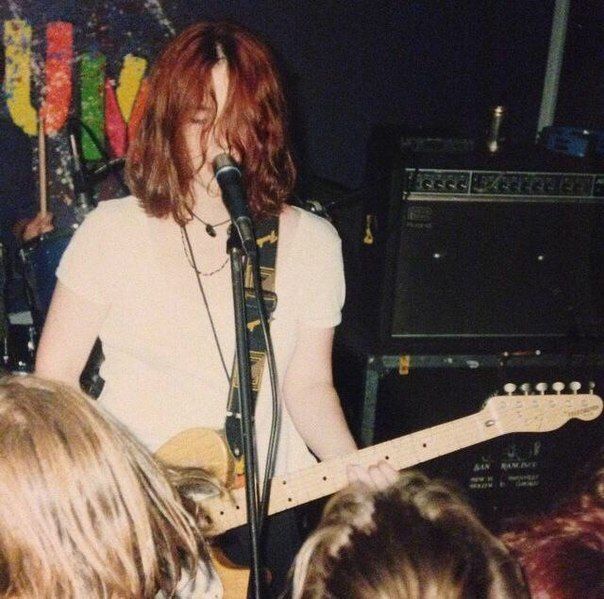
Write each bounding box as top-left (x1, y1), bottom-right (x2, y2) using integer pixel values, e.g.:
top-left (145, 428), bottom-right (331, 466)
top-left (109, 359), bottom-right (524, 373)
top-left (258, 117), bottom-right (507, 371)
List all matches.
top-left (346, 460), bottom-right (399, 491)
top-left (22, 212), bottom-right (54, 242)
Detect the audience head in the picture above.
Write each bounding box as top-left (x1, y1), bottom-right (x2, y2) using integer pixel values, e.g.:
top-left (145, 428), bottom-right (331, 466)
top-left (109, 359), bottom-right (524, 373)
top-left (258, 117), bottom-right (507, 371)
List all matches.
top-left (291, 470), bottom-right (527, 599)
top-left (0, 375), bottom-right (212, 598)
top-left (501, 445), bottom-right (604, 599)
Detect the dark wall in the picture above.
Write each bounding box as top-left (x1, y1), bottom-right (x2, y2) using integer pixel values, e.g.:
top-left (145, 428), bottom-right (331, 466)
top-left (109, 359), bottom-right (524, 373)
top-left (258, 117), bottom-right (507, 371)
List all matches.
top-left (170, 1), bottom-right (556, 188)
top-left (557, 0), bottom-right (604, 129)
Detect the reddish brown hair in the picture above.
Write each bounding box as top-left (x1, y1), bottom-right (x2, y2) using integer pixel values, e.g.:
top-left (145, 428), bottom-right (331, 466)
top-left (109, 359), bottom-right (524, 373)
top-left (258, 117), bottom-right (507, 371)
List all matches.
top-left (502, 508), bottom-right (604, 599)
top-left (126, 21), bottom-right (296, 224)
top-left (501, 447), bottom-right (604, 599)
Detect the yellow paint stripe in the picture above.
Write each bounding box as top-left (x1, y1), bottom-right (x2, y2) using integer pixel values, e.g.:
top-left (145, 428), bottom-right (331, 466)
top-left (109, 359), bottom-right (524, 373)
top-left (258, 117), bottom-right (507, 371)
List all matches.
top-left (3, 20), bottom-right (37, 135)
top-left (116, 54), bottom-right (147, 122)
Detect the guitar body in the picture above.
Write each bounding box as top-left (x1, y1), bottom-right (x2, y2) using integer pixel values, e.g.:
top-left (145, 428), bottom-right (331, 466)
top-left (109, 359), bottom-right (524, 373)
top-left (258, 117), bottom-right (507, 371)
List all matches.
top-left (157, 428), bottom-right (250, 598)
top-left (210, 547), bottom-right (250, 599)
top-left (156, 427), bottom-right (234, 484)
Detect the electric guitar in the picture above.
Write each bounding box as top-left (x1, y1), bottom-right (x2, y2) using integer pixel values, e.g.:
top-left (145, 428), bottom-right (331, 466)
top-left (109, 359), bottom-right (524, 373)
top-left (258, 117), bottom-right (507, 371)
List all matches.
top-left (156, 386), bottom-right (602, 598)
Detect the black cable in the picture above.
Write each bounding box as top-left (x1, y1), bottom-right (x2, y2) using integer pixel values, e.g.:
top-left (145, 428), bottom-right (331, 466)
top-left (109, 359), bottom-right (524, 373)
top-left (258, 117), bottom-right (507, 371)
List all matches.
top-left (249, 250), bottom-right (281, 531)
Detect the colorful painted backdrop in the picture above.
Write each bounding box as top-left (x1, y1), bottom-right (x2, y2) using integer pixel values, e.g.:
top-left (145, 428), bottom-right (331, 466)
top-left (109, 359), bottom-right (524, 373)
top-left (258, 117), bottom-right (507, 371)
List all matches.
top-left (1, 1), bottom-right (183, 225)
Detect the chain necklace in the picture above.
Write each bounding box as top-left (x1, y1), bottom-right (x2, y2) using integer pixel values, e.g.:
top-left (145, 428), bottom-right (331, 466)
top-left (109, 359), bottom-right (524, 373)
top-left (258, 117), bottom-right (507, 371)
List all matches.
top-left (180, 225), bottom-right (229, 277)
top-left (180, 224), bottom-right (231, 383)
top-left (187, 207), bottom-right (230, 237)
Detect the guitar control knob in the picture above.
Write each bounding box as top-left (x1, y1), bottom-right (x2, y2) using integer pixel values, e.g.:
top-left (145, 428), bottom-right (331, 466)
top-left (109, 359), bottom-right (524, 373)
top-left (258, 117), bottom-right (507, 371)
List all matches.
top-left (520, 383), bottom-right (532, 395)
top-left (569, 381), bottom-right (581, 393)
top-left (535, 382), bottom-right (548, 394)
top-left (552, 382), bottom-right (565, 394)
top-left (503, 383), bottom-right (517, 395)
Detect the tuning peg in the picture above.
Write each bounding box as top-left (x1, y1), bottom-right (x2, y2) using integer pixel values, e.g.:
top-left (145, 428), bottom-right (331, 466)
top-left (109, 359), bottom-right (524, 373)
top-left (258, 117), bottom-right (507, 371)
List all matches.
top-left (552, 382), bottom-right (565, 394)
top-left (569, 381), bottom-right (581, 394)
top-left (503, 383), bottom-right (517, 395)
top-left (535, 382), bottom-right (548, 394)
top-left (520, 383), bottom-right (532, 395)
top-left (588, 381), bottom-right (596, 394)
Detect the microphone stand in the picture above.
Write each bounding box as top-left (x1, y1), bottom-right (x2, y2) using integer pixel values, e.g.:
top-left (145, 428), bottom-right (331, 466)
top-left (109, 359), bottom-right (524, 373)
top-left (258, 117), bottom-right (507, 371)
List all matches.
top-left (227, 227), bottom-right (264, 599)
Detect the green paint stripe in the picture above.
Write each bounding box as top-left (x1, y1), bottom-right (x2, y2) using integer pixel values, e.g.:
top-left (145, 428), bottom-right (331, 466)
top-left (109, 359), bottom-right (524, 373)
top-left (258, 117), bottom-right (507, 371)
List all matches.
top-left (80, 52), bottom-right (106, 161)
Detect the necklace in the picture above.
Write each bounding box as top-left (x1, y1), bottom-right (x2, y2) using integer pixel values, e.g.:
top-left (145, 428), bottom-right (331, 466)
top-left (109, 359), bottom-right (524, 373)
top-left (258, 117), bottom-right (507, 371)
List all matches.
top-left (187, 207), bottom-right (230, 237)
top-left (180, 225), bottom-right (229, 277)
top-left (180, 225), bottom-right (231, 383)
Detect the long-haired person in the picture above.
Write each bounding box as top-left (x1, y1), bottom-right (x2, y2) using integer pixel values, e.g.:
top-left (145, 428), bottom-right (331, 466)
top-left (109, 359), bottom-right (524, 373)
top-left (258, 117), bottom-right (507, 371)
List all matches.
top-left (291, 471), bottom-right (528, 599)
top-left (0, 375), bottom-right (221, 598)
top-left (501, 446), bottom-right (604, 599)
top-left (34, 20), bottom-right (383, 594)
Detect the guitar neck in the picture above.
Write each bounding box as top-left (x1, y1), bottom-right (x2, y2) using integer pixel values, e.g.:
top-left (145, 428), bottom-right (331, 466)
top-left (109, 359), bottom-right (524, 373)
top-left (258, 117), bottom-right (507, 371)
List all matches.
top-left (197, 389), bottom-right (602, 535)
top-left (209, 409), bottom-right (497, 534)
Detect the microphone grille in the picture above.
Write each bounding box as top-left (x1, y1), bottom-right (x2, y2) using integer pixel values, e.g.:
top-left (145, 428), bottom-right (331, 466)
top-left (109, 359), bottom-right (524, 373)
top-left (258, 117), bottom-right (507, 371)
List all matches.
top-left (212, 153), bottom-right (240, 175)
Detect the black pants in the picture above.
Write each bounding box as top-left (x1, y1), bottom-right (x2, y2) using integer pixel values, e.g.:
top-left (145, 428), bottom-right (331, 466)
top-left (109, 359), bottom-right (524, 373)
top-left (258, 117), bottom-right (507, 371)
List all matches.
top-left (219, 509), bottom-right (301, 598)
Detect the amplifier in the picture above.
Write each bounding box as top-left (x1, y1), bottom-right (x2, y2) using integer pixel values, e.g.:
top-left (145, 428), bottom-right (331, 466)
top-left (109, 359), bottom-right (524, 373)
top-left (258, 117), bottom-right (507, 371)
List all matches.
top-left (403, 169), bottom-right (604, 199)
top-left (357, 162), bottom-right (604, 353)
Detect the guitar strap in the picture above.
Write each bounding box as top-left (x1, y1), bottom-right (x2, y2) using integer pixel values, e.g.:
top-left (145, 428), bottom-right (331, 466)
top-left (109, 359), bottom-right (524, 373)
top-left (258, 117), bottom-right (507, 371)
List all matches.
top-left (224, 216), bottom-right (279, 474)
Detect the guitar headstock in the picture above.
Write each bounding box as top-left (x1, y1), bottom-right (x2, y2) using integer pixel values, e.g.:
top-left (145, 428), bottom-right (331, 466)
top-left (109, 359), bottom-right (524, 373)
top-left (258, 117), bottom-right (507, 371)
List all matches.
top-left (482, 382), bottom-right (603, 434)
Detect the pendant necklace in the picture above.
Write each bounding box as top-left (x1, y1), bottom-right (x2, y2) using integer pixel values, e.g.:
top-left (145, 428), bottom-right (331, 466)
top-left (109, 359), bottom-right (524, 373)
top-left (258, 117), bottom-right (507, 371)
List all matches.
top-left (187, 207), bottom-right (230, 237)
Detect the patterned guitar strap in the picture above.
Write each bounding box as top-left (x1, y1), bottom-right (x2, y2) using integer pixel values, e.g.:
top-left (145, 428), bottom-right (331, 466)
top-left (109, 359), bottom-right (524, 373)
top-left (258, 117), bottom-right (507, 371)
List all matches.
top-left (224, 216), bottom-right (279, 487)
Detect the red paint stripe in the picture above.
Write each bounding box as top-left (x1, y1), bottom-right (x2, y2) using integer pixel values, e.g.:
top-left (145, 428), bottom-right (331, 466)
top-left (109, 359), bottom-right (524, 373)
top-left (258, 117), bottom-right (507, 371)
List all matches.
top-left (41, 22), bottom-right (73, 135)
top-left (127, 78), bottom-right (149, 145)
top-left (104, 79), bottom-right (127, 157)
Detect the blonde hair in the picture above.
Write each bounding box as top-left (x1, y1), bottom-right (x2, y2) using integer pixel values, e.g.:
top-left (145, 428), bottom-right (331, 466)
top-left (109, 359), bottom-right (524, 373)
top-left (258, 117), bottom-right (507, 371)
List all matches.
top-left (292, 471), bottom-right (528, 599)
top-left (0, 375), bottom-right (210, 598)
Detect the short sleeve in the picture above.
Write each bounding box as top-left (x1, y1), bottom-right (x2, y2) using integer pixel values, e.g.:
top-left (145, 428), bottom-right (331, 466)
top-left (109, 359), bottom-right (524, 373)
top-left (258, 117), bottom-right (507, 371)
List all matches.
top-left (296, 213), bottom-right (346, 328)
top-left (56, 200), bottom-right (125, 306)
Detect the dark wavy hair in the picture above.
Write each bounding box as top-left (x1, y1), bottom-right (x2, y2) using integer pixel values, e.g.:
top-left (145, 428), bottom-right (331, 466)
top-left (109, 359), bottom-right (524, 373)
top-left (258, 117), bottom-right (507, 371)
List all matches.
top-left (126, 20), bottom-right (296, 224)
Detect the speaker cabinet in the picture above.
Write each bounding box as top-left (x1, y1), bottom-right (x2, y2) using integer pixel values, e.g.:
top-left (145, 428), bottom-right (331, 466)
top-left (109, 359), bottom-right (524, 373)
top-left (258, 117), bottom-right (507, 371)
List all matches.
top-left (369, 358), bottom-right (604, 524)
top-left (333, 344), bottom-right (604, 526)
top-left (360, 162), bottom-right (604, 353)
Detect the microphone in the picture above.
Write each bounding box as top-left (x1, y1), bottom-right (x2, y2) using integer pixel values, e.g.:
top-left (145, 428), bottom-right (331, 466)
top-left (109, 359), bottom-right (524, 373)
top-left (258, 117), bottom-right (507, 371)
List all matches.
top-left (68, 121), bottom-right (95, 223)
top-left (212, 153), bottom-right (257, 256)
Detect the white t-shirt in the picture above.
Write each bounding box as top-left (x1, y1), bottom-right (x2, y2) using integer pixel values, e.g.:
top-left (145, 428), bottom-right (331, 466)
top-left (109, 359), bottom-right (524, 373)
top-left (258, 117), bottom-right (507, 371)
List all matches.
top-left (157, 560), bottom-right (223, 598)
top-left (57, 196), bottom-right (345, 475)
